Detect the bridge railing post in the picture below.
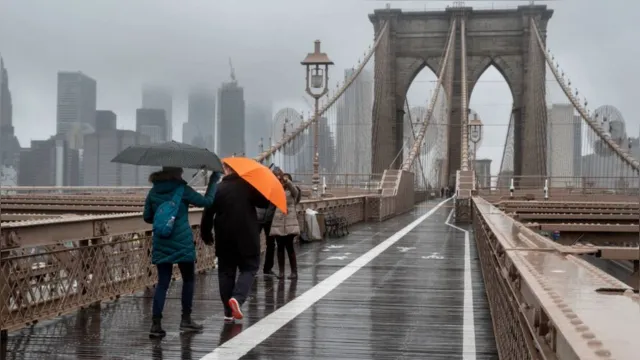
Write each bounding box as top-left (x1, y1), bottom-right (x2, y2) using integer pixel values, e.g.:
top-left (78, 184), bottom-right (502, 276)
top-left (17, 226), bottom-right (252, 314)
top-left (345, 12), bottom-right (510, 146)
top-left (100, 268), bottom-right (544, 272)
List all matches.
top-left (510, 178), bottom-right (514, 197)
top-left (0, 249), bottom-right (9, 336)
top-left (544, 178), bottom-right (549, 200)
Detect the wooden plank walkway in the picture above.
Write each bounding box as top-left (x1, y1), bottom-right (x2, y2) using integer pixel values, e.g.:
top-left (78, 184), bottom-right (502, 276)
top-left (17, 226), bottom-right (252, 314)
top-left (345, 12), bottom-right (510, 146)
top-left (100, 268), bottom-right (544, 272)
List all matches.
top-left (1, 200), bottom-right (497, 360)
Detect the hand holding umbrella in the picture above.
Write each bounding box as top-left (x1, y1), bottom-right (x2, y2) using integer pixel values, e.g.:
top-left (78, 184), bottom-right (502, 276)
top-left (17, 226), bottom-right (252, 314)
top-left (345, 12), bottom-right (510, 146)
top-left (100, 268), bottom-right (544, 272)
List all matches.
top-left (222, 157), bottom-right (287, 214)
top-left (210, 171), bottom-right (223, 184)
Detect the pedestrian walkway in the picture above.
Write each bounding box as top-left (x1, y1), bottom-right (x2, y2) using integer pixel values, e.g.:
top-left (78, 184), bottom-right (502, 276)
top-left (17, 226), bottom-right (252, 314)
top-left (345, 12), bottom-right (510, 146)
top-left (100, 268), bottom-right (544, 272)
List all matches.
top-left (1, 200), bottom-right (497, 360)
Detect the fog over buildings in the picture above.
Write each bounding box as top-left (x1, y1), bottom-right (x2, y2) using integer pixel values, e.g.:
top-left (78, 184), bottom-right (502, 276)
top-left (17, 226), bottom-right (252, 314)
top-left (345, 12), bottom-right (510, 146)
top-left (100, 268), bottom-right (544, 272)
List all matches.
top-left (217, 75), bottom-right (245, 158)
top-left (142, 85), bottom-right (173, 141)
top-left (0, 0), bottom-right (638, 184)
top-left (185, 85), bottom-right (216, 150)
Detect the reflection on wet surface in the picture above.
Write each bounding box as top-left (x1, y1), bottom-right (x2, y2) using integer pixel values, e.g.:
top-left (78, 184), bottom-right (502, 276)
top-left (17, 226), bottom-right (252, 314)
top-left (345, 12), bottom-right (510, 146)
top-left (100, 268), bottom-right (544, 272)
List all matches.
top-left (515, 251), bottom-right (640, 360)
top-left (475, 196), bottom-right (640, 360)
top-left (2, 201), bottom-right (497, 359)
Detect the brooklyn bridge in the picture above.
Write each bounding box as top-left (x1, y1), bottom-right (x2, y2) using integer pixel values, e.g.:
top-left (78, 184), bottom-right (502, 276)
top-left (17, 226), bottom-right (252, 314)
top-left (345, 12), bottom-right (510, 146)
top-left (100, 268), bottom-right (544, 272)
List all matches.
top-left (2, 4), bottom-right (639, 360)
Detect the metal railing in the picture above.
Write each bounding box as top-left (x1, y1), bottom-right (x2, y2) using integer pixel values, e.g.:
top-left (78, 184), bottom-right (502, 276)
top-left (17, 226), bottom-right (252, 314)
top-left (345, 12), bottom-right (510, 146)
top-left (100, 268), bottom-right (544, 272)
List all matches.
top-left (477, 176), bottom-right (639, 196)
top-left (0, 178), bottom-right (428, 333)
top-left (472, 196), bottom-right (639, 359)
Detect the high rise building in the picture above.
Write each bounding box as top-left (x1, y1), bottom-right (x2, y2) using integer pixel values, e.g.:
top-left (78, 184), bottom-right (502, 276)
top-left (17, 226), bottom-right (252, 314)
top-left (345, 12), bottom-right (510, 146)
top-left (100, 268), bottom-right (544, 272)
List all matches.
top-left (142, 85), bottom-right (173, 141)
top-left (0, 56), bottom-right (13, 131)
top-left (572, 114), bottom-right (582, 179)
top-left (136, 108), bottom-right (167, 144)
top-left (217, 80), bottom-right (245, 157)
top-left (0, 55), bottom-right (21, 181)
top-left (56, 71), bottom-right (97, 139)
top-left (292, 116), bottom-right (335, 184)
top-left (547, 104), bottom-right (581, 187)
top-left (245, 104), bottom-right (271, 157)
top-left (335, 68), bottom-right (373, 175)
top-left (184, 86), bottom-right (215, 150)
top-left (95, 110), bottom-right (117, 132)
top-left (474, 159), bottom-right (492, 189)
top-left (582, 137), bottom-right (638, 190)
top-left (135, 108), bottom-right (165, 183)
top-left (18, 137), bottom-right (79, 186)
top-left (83, 128), bottom-right (151, 186)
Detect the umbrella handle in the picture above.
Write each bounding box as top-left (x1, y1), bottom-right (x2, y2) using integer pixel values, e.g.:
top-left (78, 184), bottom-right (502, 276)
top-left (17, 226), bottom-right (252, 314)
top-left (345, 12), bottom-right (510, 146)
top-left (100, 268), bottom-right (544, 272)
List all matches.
top-left (187, 169), bottom-right (206, 186)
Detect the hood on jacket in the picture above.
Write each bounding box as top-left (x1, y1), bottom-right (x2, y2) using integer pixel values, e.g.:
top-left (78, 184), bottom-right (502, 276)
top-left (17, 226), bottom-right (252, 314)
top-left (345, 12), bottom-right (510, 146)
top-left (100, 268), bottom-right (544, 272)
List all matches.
top-left (149, 170), bottom-right (187, 194)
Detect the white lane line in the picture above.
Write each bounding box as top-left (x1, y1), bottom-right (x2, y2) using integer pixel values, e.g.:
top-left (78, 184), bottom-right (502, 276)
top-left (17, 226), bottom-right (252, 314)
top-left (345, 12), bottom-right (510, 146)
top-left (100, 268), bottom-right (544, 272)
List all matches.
top-left (445, 209), bottom-right (477, 360)
top-left (200, 198), bottom-right (451, 360)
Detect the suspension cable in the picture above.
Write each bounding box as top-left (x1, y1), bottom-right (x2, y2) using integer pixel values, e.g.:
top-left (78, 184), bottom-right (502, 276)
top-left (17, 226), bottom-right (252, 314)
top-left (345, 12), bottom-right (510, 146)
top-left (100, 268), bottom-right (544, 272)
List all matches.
top-left (401, 18), bottom-right (457, 171)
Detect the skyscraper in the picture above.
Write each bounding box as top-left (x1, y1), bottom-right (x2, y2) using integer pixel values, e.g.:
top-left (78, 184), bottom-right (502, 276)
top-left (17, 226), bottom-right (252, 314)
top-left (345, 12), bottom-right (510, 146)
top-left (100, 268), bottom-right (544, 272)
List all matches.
top-left (245, 104), bottom-right (271, 157)
top-left (335, 68), bottom-right (373, 175)
top-left (474, 159), bottom-right (492, 188)
top-left (547, 104), bottom-right (581, 187)
top-left (185, 86), bottom-right (215, 150)
top-left (95, 110), bottom-right (117, 132)
top-left (136, 108), bottom-right (167, 144)
top-left (56, 71), bottom-right (97, 137)
top-left (142, 85), bottom-right (173, 141)
top-left (217, 80), bottom-right (245, 157)
top-left (0, 55), bottom-right (21, 176)
top-left (83, 128), bottom-right (150, 186)
top-left (18, 137), bottom-right (79, 186)
top-left (293, 117), bottom-right (335, 183)
top-left (0, 56), bottom-right (12, 131)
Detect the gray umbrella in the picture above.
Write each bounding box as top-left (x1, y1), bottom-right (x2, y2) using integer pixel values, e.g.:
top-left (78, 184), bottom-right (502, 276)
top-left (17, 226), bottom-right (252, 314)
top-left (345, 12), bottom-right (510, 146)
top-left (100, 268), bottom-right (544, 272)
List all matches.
top-left (111, 141), bottom-right (223, 171)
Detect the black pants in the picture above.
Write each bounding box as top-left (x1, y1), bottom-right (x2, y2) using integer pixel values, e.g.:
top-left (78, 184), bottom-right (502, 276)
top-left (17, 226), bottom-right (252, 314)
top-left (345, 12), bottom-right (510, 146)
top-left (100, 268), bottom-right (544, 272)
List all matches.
top-left (153, 262), bottom-right (195, 319)
top-left (275, 235), bottom-right (297, 272)
top-left (260, 223), bottom-right (276, 272)
top-left (275, 235), bottom-right (295, 256)
top-left (217, 255), bottom-right (260, 317)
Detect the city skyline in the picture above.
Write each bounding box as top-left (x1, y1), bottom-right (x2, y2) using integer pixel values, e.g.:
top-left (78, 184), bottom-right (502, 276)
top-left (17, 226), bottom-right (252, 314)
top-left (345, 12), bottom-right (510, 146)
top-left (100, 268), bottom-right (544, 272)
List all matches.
top-left (1, 0), bottom-right (638, 180)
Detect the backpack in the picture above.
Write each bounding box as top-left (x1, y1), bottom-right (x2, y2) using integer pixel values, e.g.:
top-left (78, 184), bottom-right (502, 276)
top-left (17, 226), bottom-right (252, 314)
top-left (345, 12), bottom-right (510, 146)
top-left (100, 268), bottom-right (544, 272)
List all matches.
top-left (153, 185), bottom-right (185, 238)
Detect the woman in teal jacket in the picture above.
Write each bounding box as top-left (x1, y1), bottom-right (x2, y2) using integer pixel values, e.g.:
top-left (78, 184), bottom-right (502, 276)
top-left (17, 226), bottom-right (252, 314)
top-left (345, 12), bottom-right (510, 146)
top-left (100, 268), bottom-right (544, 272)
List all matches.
top-left (143, 167), bottom-right (221, 338)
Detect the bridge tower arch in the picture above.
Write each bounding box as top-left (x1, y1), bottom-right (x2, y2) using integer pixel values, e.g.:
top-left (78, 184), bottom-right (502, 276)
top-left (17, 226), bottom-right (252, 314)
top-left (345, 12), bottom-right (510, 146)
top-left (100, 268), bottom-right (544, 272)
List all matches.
top-left (370, 5), bottom-right (553, 185)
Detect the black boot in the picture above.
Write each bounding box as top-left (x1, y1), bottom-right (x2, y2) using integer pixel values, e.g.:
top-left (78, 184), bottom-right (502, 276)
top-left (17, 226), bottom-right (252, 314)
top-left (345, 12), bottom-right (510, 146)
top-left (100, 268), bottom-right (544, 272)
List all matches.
top-left (180, 314), bottom-right (204, 332)
top-left (149, 317), bottom-right (166, 338)
top-left (287, 250), bottom-right (298, 279)
top-left (277, 249), bottom-right (285, 279)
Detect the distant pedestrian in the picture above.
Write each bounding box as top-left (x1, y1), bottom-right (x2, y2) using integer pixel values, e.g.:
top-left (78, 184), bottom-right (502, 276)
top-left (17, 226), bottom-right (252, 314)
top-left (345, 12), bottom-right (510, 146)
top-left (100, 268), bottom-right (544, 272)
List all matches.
top-left (143, 167), bottom-right (221, 338)
top-left (257, 202), bottom-right (277, 276)
top-left (269, 171), bottom-right (301, 280)
top-left (200, 163), bottom-right (270, 322)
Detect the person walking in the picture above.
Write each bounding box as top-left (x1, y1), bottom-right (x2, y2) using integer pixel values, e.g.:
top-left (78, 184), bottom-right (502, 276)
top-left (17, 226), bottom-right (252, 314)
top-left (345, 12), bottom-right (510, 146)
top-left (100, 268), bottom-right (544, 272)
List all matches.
top-left (143, 167), bottom-right (221, 338)
top-left (200, 163), bottom-right (270, 322)
top-left (256, 202), bottom-right (277, 276)
top-left (269, 172), bottom-right (301, 280)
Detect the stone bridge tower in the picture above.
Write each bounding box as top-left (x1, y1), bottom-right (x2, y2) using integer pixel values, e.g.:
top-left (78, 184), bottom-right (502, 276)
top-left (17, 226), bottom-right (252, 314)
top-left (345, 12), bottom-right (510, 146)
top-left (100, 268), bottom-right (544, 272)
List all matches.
top-left (370, 5), bottom-right (553, 185)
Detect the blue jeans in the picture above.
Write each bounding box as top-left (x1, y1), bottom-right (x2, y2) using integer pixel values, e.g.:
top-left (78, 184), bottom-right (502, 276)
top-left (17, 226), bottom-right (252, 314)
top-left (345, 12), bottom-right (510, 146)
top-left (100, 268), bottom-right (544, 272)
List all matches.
top-left (152, 262), bottom-right (195, 319)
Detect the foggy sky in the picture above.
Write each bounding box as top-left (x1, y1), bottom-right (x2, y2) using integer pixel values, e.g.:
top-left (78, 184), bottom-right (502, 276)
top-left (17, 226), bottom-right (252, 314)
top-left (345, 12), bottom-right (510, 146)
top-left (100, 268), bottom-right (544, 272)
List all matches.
top-left (1, 0), bottom-right (638, 176)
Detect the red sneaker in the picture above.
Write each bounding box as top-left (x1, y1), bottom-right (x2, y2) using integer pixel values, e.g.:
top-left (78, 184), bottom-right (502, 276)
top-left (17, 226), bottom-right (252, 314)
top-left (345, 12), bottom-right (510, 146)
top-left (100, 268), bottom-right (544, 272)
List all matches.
top-left (228, 298), bottom-right (244, 320)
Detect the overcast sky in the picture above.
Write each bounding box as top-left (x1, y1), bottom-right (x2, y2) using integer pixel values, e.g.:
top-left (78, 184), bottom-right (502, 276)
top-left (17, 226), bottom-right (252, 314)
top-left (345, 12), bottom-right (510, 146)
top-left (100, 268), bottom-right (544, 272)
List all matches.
top-left (1, 0), bottom-right (637, 176)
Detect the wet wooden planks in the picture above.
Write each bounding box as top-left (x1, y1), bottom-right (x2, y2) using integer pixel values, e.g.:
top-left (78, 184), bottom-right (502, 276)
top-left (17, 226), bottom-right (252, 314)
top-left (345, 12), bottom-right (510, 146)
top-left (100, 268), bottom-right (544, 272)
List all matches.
top-left (241, 205), bottom-right (497, 360)
top-left (2, 201), bottom-right (497, 360)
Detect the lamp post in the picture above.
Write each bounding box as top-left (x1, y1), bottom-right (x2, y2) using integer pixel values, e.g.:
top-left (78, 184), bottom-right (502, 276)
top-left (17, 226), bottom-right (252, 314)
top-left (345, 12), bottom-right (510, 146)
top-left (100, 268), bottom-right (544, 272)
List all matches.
top-left (301, 40), bottom-right (334, 198)
top-left (468, 114), bottom-right (483, 188)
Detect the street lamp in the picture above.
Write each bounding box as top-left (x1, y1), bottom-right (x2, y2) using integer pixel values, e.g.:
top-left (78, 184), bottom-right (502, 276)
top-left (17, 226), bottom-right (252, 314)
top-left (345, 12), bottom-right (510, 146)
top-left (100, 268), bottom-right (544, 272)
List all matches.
top-left (301, 40), bottom-right (334, 198)
top-left (468, 114), bottom-right (483, 187)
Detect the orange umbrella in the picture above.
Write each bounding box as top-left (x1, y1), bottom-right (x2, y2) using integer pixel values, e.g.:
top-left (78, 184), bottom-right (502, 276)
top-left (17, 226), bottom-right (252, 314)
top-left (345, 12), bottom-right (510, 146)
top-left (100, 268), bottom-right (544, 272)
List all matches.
top-left (222, 157), bottom-right (287, 214)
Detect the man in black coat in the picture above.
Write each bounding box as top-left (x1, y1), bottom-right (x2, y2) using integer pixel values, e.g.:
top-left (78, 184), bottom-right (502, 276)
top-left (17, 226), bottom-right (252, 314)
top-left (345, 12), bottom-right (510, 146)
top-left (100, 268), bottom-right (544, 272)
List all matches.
top-left (201, 164), bottom-right (270, 322)
top-left (256, 203), bottom-right (277, 276)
